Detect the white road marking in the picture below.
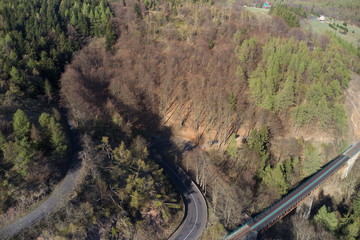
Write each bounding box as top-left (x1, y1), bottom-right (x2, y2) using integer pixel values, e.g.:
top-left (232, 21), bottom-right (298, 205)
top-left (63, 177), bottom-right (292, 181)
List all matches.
top-left (159, 156), bottom-right (200, 240)
top-left (184, 184), bottom-right (199, 240)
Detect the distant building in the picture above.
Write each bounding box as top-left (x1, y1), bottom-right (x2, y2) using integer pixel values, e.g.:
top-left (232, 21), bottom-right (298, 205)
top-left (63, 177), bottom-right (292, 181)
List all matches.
top-left (318, 15), bottom-right (326, 23)
top-left (263, 1), bottom-right (271, 9)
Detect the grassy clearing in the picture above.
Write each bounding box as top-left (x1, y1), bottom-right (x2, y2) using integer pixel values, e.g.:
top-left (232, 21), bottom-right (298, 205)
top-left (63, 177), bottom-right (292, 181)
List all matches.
top-left (305, 19), bottom-right (360, 46)
top-left (245, 7), bottom-right (271, 19)
top-left (244, 5), bottom-right (359, 46)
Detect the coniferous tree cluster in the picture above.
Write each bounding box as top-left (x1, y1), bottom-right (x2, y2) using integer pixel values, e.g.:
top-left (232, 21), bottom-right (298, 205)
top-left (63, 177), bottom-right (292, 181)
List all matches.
top-left (241, 37), bottom-right (350, 132)
top-left (270, 4), bottom-right (302, 28)
top-left (0, 0), bottom-right (116, 222)
top-left (0, 0), bottom-right (116, 100)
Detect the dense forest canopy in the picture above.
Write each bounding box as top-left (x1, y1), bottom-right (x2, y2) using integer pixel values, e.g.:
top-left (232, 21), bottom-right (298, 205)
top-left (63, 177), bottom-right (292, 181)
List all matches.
top-left (0, 0), bottom-right (115, 99)
top-left (246, 37), bottom-right (350, 132)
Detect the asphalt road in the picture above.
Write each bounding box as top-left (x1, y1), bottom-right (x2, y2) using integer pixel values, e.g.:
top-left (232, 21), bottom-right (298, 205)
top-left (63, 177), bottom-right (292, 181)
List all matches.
top-left (151, 142), bottom-right (208, 240)
top-left (0, 135), bottom-right (207, 239)
top-left (0, 109), bottom-right (83, 240)
top-left (0, 165), bottom-right (82, 239)
top-left (226, 141), bottom-right (360, 240)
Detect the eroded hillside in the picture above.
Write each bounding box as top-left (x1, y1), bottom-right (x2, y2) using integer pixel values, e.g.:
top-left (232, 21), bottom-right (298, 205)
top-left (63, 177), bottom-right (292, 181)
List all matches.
top-left (346, 74), bottom-right (360, 141)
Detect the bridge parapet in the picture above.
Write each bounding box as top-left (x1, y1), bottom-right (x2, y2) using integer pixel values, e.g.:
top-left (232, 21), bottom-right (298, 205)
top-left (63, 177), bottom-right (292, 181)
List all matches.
top-left (224, 141), bottom-right (360, 240)
top-left (342, 150), bottom-right (360, 179)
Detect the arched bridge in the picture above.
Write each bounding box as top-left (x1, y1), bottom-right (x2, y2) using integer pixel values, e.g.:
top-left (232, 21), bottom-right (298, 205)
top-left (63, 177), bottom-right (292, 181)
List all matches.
top-left (225, 141), bottom-right (360, 240)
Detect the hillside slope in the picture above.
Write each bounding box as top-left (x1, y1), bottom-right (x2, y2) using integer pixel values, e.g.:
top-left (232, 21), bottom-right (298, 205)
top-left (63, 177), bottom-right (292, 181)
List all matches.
top-left (58, 1), bottom-right (360, 238)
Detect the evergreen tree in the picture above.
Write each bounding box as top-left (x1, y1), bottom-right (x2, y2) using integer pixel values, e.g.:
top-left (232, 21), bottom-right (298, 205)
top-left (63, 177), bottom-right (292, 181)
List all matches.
top-left (353, 192), bottom-right (360, 218)
top-left (302, 143), bottom-right (321, 176)
top-left (226, 133), bottom-right (238, 159)
top-left (14, 138), bottom-right (33, 176)
top-left (270, 4), bottom-right (300, 28)
top-left (44, 79), bottom-right (53, 101)
top-left (49, 118), bottom-right (67, 156)
top-left (0, 131), bottom-right (6, 151)
top-left (314, 205), bottom-right (339, 232)
top-left (261, 163), bottom-right (287, 195)
top-left (38, 112), bottom-right (67, 156)
top-left (344, 221), bottom-right (359, 240)
top-left (284, 156), bottom-right (294, 183)
top-left (105, 22), bottom-right (117, 50)
top-left (13, 109), bottom-right (31, 140)
top-left (235, 38), bottom-right (259, 78)
top-left (275, 74), bottom-right (295, 111)
top-left (228, 93), bottom-right (237, 111)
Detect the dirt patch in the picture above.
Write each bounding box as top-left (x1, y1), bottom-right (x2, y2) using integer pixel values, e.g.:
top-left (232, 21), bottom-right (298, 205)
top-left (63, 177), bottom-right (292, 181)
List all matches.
top-left (345, 73), bottom-right (360, 141)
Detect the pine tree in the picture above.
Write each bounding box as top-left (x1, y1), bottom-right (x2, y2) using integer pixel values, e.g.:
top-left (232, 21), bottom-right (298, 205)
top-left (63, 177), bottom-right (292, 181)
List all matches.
top-left (13, 109), bottom-right (31, 140)
top-left (344, 221), bottom-right (359, 239)
top-left (275, 74), bottom-right (295, 111)
top-left (14, 137), bottom-right (33, 176)
top-left (105, 23), bottom-right (117, 50)
top-left (226, 134), bottom-right (238, 159)
top-left (0, 131), bottom-right (6, 150)
top-left (261, 163), bottom-right (287, 195)
top-left (317, 97), bottom-right (331, 129)
top-left (9, 66), bottom-right (24, 84)
top-left (302, 143), bottom-right (321, 176)
top-left (44, 79), bottom-right (53, 101)
top-left (49, 118), bottom-right (67, 156)
top-left (314, 205), bottom-right (338, 232)
top-left (353, 192), bottom-right (360, 217)
top-left (235, 38), bottom-right (259, 77)
top-left (38, 112), bottom-right (67, 156)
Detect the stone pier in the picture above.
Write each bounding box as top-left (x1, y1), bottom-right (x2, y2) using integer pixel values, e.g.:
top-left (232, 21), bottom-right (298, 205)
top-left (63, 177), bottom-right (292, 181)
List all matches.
top-left (296, 194), bottom-right (314, 219)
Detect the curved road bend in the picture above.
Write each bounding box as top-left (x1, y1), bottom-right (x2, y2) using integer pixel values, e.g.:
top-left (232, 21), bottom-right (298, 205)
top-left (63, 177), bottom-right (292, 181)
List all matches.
top-left (0, 137), bottom-right (207, 239)
top-left (151, 142), bottom-right (208, 240)
top-left (0, 112), bottom-right (83, 240)
top-left (0, 164), bottom-right (82, 239)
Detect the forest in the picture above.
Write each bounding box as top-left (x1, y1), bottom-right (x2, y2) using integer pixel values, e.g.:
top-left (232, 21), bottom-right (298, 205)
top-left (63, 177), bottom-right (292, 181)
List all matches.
top-left (0, 0), bottom-right (181, 239)
top-left (59, 0), bottom-right (360, 239)
top-left (0, 0), bottom-right (360, 239)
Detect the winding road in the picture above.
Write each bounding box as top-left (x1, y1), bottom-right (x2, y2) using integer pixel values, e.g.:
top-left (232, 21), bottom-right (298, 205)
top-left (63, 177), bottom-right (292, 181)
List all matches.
top-left (0, 114), bottom-right (83, 240)
top-left (0, 133), bottom-right (207, 239)
top-left (151, 142), bottom-right (208, 240)
top-left (0, 164), bottom-right (82, 239)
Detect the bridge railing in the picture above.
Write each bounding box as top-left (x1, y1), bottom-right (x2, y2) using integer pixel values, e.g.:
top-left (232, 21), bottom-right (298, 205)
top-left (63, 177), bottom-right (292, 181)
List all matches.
top-left (224, 142), bottom-right (359, 240)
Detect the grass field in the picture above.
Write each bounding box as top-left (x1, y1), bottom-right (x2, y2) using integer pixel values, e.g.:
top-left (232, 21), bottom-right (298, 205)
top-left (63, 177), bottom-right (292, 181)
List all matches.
top-left (245, 7), bottom-right (271, 19)
top-left (305, 19), bottom-right (360, 46)
top-left (244, 6), bottom-right (359, 46)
